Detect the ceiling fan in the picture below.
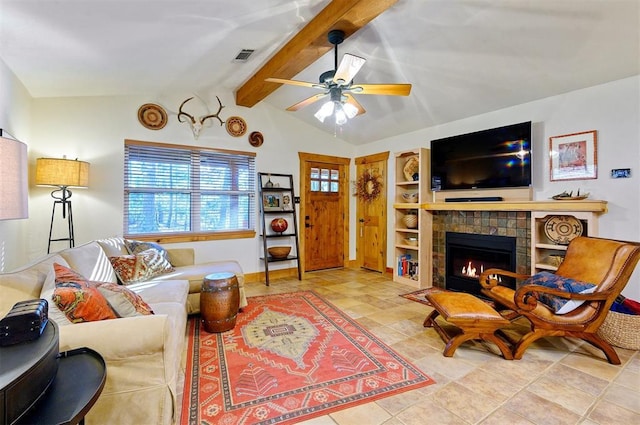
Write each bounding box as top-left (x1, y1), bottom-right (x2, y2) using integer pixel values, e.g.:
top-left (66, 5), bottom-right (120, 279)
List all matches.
top-left (266, 29), bottom-right (411, 124)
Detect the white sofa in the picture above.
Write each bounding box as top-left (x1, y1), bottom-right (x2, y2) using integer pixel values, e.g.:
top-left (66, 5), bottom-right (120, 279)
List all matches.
top-left (0, 237), bottom-right (247, 425)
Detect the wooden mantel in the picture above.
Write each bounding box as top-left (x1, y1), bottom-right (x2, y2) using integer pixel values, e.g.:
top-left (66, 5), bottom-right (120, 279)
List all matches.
top-left (418, 200), bottom-right (608, 213)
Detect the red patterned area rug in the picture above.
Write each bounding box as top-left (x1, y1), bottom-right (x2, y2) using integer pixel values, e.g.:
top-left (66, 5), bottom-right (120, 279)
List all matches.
top-left (181, 291), bottom-right (435, 425)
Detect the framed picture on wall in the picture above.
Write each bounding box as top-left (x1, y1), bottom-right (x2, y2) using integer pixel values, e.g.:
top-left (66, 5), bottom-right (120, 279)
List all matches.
top-left (262, 193), bottom-right (282, 211)
top-left (549, 130), bottom-right (597, 181)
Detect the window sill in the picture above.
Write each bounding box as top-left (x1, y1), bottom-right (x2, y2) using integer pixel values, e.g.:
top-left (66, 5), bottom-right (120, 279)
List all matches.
top-left (124, 230), bottom-right (256, 244)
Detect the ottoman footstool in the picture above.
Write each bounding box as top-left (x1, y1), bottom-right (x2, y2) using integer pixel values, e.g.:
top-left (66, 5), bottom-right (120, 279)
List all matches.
top-left (423, 291), bottom-right (513, 359)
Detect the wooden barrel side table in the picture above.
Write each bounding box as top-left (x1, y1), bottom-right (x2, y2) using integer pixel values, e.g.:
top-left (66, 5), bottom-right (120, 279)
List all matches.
top-left (201, 272), bottom-right (240, 333)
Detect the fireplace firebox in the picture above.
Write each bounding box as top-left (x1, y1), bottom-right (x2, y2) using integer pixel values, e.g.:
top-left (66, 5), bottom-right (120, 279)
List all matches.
top-left (445, 232), bottom-right (516, 296)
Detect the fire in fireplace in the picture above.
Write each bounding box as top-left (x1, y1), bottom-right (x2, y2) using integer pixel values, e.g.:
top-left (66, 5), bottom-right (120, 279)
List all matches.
top-left (445, 232), bottom-right (516, 296)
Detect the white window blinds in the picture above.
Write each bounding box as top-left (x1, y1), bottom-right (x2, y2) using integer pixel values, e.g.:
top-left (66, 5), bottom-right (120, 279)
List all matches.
top-left (124, 140), bottom-right (256, 236)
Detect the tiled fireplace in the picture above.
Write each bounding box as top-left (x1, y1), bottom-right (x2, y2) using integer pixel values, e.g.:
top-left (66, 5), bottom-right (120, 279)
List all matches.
top-left (432, 210), bottom-right (531, 290)
top-left (445, 232), bottom-right (516, 296)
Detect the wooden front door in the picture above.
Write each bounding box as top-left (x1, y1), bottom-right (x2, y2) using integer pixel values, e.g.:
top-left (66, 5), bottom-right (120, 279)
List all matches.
top-left (299, 153), bottom-right (350, 272)
top-left (355, 152), bottom-right (388, 273)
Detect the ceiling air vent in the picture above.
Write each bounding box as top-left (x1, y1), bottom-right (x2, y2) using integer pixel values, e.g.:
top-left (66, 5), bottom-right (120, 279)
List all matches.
top-left (234, 49), bottom-right (255, 62)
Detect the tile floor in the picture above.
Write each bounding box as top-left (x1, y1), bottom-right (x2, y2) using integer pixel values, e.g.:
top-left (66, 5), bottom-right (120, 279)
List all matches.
top-left (182, 268), bottom-right (640, 425)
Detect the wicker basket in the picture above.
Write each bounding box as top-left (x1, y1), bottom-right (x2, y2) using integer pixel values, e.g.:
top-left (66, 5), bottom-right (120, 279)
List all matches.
top-left (597, 310), bottom-right (640, 350)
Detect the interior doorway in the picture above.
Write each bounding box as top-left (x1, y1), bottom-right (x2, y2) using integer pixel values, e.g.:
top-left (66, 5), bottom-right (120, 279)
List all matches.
top-left (298, 152), bottom-right (350, 273)
top-left (355, 152), bottom-right (389, 273)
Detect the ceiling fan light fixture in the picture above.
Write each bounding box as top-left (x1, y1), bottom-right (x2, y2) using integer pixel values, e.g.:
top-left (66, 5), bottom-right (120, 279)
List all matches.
top-left (314, 101), bottom-right (335, 123)
top-left (343, 102), bottom-right (358, 119)
top-left (269, 29), bottom-right (409, 125)
top-left (334, 105), bottom-right (348, 126)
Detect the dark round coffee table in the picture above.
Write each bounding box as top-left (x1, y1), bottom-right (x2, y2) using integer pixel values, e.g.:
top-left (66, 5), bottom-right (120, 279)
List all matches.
top-left (201, 272), bottom-right (240, 333)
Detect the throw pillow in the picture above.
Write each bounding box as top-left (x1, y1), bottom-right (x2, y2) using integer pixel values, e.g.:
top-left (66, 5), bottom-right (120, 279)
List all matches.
top-left (40, 267), bottom-right (73, 326)
top-left (94, 281), bottom-right (154, 317)
top-left (522, 271), bottom-right (596, 314)
top-left (52, 263), bottom-right (154, 321)
top-left (125, 239), bottom-right (170, 261)
top-left (52, 263), bottom-right (118, 323)
top-left (109, 248), bottom-right (174, 285)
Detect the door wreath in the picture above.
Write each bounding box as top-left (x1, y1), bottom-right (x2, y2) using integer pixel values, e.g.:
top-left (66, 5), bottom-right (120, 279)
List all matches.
top-left (355, 169), bottom-right (383, 202)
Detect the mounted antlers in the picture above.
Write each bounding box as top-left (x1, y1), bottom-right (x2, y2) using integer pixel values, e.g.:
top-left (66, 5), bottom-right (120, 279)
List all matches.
top-left (178, 95), bottom-right (225, 139)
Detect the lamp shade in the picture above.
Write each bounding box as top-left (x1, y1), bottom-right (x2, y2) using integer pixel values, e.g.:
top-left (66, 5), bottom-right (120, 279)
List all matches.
top-left (36, 157), bottom-right (90, 187)
top-left (0, 136), bottom-right (29, 220)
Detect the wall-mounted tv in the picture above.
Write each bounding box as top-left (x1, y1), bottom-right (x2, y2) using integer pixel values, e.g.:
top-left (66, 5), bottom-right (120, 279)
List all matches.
top-left (430, 121), bottom-right (532, 191)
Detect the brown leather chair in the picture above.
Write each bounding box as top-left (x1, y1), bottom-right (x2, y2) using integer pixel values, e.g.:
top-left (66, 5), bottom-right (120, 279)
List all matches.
top-left (479, 236), bottom-right (640, 364)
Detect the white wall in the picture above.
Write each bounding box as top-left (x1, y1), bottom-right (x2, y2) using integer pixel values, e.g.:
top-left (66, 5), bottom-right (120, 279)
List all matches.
top-left (356, 76), bottom-right (640, 299)
top-left (24, 92), bottom-right (355, 274)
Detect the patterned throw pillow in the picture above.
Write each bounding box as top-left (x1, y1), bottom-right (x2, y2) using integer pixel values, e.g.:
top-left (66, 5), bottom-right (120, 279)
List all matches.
top-left (52, 263), bottom-right (118, 323)
top-left (52, 263), bottom-right (153, 321)
top-left (125, 239), bottom-right (170, 261)
top-left (109, 248), bottom-right (174, 285)
top-left (522, 271), bottom-right (596, 314)
top-left (94, 281), bottom-right (154, 317)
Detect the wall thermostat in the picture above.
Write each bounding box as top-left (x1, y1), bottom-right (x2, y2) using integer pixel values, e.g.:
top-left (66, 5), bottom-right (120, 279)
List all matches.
top-left (611, 168), bottom-right (631, 178)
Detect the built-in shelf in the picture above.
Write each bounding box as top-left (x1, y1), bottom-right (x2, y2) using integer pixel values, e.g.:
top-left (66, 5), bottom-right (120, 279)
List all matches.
top-left (393, 148), bottom-right (431, 289)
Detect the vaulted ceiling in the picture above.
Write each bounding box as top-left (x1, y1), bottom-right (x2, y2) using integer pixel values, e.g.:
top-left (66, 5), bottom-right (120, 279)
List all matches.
top-left (1, 0), bottom-right (638, 145)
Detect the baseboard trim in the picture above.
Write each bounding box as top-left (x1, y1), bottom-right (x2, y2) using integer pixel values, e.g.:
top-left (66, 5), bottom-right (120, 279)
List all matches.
top-left (245, 267), bottom-right (299, 284)
top-left (245, 264), bottom-right (394, 284)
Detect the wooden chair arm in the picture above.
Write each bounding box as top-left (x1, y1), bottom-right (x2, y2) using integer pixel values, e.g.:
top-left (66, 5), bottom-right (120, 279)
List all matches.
top-left (514, 285), bottom-right (612, 312)
top-left (479, 268), bottom-right (531, 289)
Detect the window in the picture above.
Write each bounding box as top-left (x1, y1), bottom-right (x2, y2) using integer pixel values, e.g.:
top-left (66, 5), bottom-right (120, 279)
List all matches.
top-left (124, 140), bottom-right (256, 241)
top-left (310, 167), bottom-right (339, 193)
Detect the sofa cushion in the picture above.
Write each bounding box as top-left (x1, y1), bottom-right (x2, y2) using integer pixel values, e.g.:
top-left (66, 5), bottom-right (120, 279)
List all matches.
top-left (59, 241), bottom-right (118, 283)
top-left (126, 279), bottom-right (189, 306)
top-left (96, 236), bottom-right (129, 258)
top-left (154, 261), bottom-right (244, 294)
top-left (522, 271), bottom-right (596, 314)
top-left (53, 263), bottom-right (118, 323)
top-left (109, 249), bottom-right (174, 285)
top-left (0, 254), bottom-right (70, 316)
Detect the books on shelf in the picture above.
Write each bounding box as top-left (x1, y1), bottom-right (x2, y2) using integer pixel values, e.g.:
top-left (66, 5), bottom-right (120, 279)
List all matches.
top-left (397, 254), bottom-right (419, 280)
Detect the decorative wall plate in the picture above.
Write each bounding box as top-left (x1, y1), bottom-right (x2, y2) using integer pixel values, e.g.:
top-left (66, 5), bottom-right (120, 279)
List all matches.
top-left (403, 156), bottom-right (419, 181)
top-left (137, 103), bottom-right (167, 130)
top-left (226, 116), bottom-right (247, 137)
top-left (544, 215), bottom-right (583, 245)
top-left (248, 131), bottom-right (264, 147)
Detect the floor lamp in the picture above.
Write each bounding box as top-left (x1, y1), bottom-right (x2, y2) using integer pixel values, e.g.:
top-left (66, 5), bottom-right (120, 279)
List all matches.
top-left (36, 157), bottom-right (90, 253)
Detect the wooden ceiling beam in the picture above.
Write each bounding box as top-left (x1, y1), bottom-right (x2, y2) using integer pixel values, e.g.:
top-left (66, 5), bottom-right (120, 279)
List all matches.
top-left (235, 0), bottom-right (398, 108)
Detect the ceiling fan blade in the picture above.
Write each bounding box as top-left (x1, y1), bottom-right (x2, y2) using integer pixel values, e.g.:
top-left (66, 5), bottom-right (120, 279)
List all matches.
top-left (266, 77), bottom-right (317, 89)
top-left (333, 54), bottom-right (366, 86)
top-left (286, 93), bottom-right (328, 111)
top-left (344, 94), bottom-right (366, 116)
top-left (352, 83), bottom-right (412, 96)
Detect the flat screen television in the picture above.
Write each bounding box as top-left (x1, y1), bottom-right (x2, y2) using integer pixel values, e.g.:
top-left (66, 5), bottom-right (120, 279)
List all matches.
top-left (430, 121), bottom-right (532, 191)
